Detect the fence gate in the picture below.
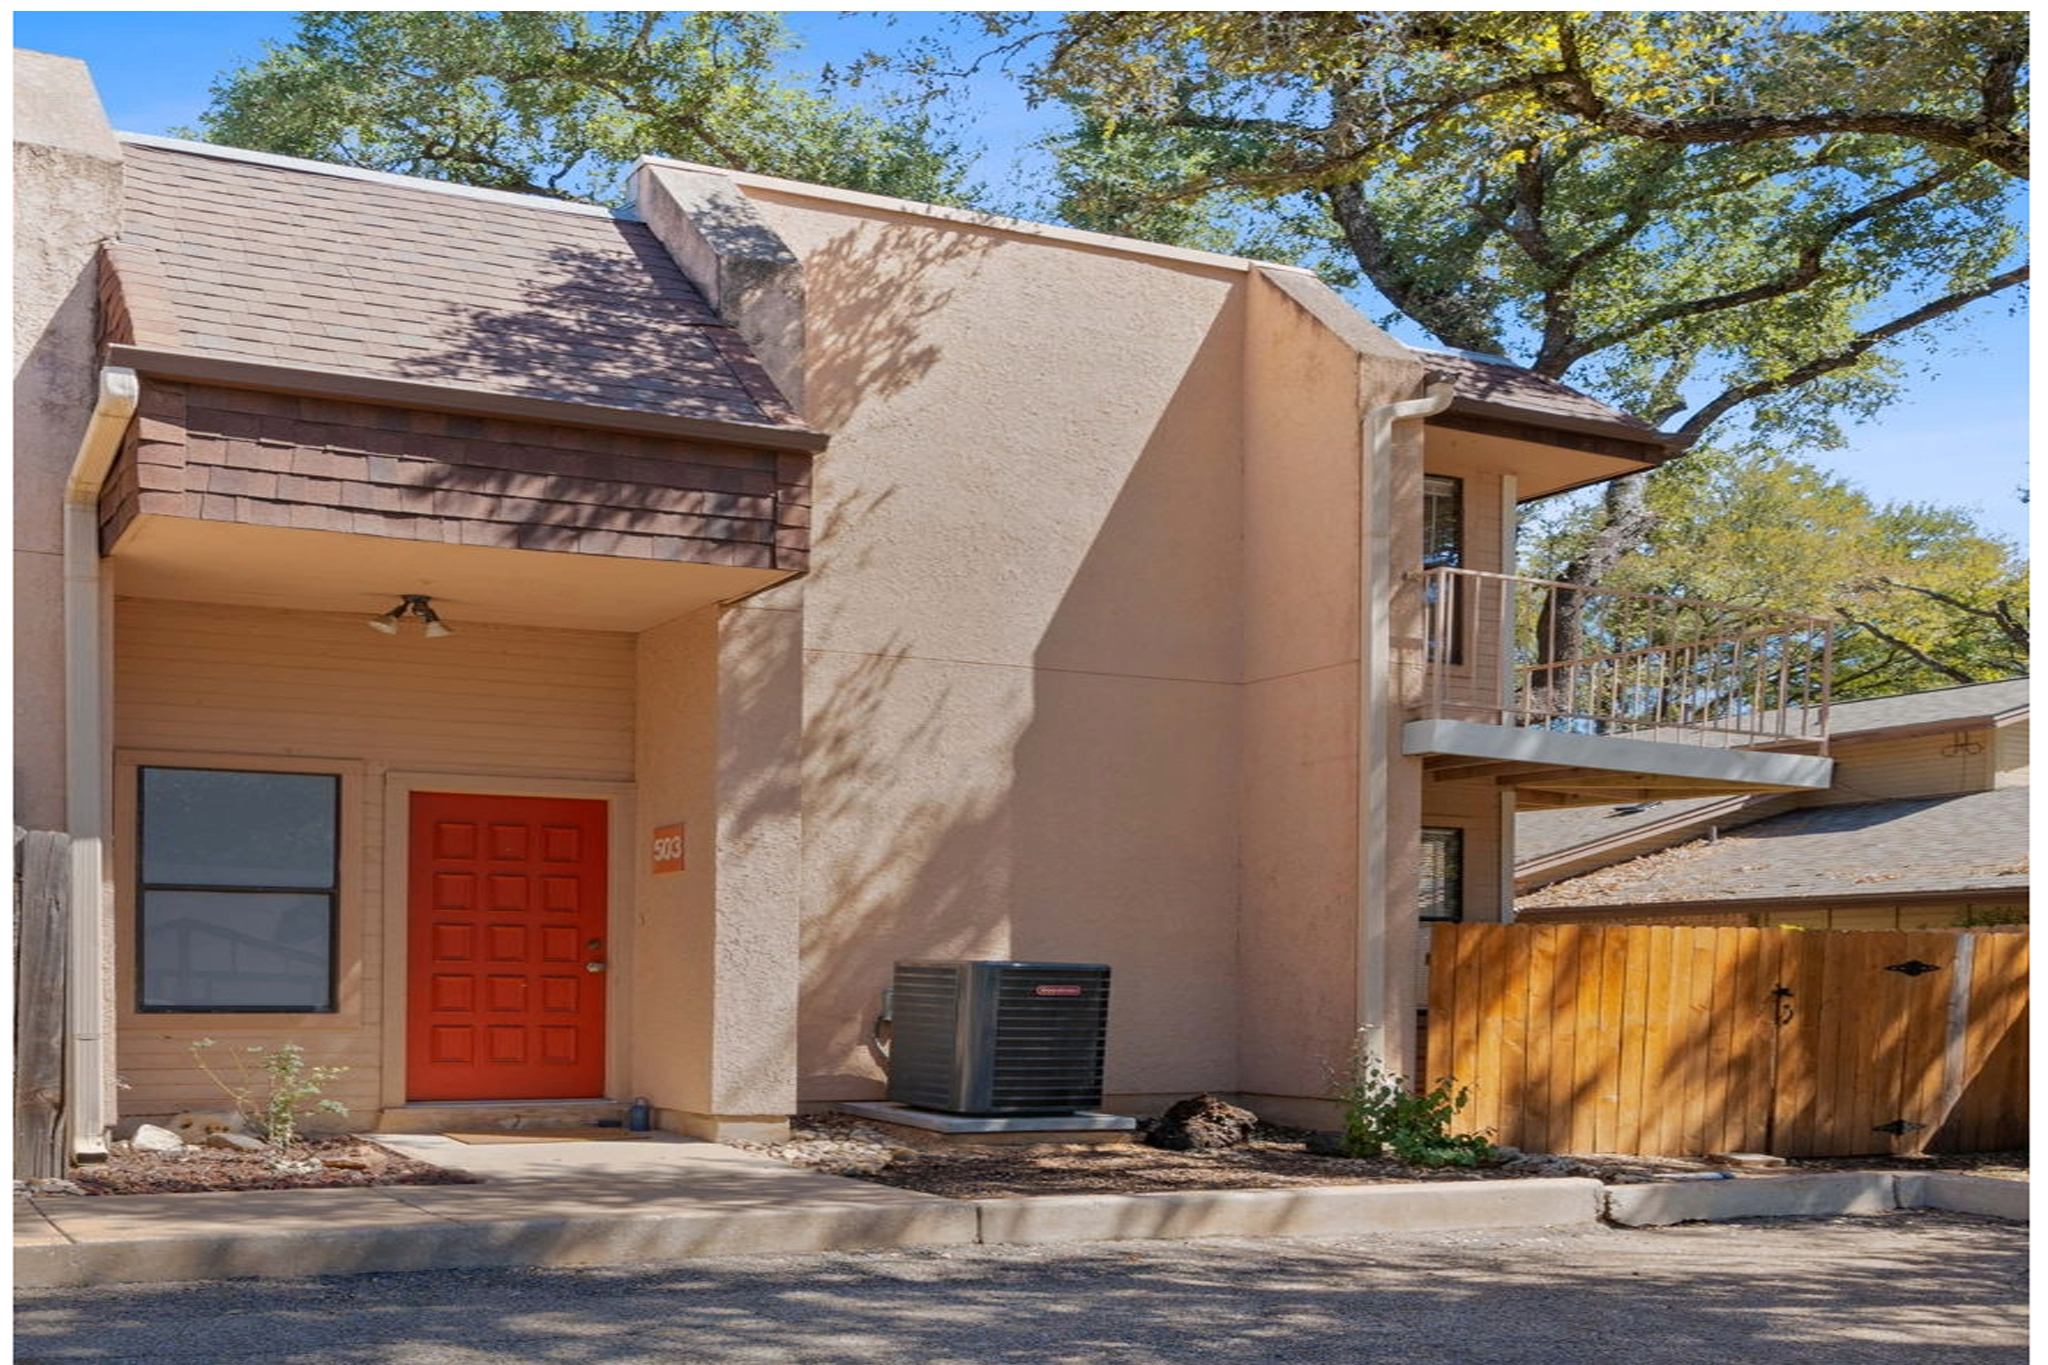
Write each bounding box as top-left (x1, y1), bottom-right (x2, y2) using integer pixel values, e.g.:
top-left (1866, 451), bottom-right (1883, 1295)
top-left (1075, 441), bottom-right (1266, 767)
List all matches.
top-left (1424, 924), bottom-right (2027, 1159)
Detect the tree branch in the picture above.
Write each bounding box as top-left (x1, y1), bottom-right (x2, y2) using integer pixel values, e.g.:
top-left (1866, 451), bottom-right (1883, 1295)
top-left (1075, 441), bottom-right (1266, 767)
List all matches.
top-left (1834, 612), bottom-right (1981, 685)
top-left (1673, 263), bottom-right (2031, 443)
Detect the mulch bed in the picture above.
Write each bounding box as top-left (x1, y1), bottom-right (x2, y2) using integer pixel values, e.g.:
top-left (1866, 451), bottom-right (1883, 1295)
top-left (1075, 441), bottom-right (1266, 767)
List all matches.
top-left (25, 1119), bottom-right (2024, 1201)
top-left (52, 1136), bottom-right (481, 1197)
top-left (746, 1115), bottom-right (2028, 1201)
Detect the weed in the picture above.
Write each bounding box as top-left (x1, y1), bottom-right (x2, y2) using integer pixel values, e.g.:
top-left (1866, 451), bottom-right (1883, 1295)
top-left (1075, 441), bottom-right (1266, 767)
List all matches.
top-left (1334, 1050), bottom-right (1496, 1168)
top-left (188, 1039), bottom-right (349, 1172)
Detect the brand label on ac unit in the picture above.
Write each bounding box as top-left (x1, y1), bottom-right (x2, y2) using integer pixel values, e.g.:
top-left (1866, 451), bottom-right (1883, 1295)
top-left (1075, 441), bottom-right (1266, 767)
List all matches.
top-left (1034, 984), bottom-right (1084, 997)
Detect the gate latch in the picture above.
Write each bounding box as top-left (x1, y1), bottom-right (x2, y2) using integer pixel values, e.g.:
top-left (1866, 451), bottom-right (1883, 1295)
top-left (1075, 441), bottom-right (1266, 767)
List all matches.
top-left (1873, 1119), bottom-right (1927, 1136)
top-left (1884, 959), bottom-right (1942, 976)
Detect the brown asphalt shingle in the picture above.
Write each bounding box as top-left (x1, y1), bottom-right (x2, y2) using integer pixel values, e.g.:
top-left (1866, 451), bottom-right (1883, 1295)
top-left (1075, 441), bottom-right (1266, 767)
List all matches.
top-left (1416, 349), bottom-right (1672, 445)
top-left (1518, 787), bottom-right (2030, 908)
top-left (116, 140), bottom-right (804, 433)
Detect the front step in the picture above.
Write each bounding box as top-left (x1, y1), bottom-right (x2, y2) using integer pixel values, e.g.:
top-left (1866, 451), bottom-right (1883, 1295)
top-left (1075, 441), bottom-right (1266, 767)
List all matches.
top-left (373, 1100), bottom-right (626, 1134)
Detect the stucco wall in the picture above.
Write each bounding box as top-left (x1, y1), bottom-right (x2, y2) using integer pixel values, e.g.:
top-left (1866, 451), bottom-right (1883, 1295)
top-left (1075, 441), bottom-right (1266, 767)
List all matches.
top-left (14, 51), bottom-right (122, 830)
top-left (1236, 270), bottom-right (1427, 1111)
top-left (111, 597), bottom-right (636, 1122)
top-left (743, 189), bottom-right (1254, 1105)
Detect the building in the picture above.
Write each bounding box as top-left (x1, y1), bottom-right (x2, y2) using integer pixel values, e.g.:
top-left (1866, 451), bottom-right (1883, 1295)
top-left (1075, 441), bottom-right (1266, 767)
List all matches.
top-left (15, 51), bottom-right (1835, 1158)
top-left (1517, 678), bottom-right (2028, 928)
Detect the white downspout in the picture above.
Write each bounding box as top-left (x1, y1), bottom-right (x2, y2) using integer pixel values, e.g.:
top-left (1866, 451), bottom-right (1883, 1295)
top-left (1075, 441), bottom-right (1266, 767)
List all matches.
top-left (1356, 380), bottom-right (1454, 1075)
top-left (63, 365), bottom-right (139, 1160)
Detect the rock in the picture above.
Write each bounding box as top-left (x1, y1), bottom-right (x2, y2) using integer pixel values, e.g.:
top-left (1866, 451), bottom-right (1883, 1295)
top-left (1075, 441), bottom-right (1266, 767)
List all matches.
top-left (15, 1178), bottom-right (85, 1196)
top-left (204, 1131), bottom-right (269, 1153)
top-left (1145, 1094), bottom-right (1259, 1151)
top-left (170, 1109), bottom-right (246, 1141)
top-left (319, 1156), bottom-right (371, 1170)
top-left (131, 1123), bottom-right (186, 1153)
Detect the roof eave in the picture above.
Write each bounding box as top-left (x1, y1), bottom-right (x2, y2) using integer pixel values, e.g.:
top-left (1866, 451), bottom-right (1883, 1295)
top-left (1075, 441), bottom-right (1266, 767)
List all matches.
top-left (104, 345), bottom-right (829, 454)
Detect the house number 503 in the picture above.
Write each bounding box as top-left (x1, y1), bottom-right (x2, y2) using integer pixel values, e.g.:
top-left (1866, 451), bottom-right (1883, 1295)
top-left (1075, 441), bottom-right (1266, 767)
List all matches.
top-left (651, 824), bottom-right (686, 875)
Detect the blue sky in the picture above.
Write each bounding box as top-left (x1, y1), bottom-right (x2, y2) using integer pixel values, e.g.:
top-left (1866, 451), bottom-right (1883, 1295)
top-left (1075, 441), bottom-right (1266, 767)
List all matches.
top-left (14, 10), bottom-right (2031, 550)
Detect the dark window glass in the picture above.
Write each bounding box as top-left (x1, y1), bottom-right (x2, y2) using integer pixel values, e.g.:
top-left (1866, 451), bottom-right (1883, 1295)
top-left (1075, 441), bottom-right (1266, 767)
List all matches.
top-left (1423, 475), bottom-right (1466, 664)
top-left (1420, 827), bottom-right (1464, 922)
top-left (138, 768), bottom-right (339, 1012)
top-left (1423, 475), bottom-right (1464, 569)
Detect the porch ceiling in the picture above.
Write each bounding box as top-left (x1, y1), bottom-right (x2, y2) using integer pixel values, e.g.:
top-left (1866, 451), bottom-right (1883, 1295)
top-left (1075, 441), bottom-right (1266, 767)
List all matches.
top-left (108, 516), bottom-right (790, 632)
top-left (1405, 718), bottom-right (1834, 809)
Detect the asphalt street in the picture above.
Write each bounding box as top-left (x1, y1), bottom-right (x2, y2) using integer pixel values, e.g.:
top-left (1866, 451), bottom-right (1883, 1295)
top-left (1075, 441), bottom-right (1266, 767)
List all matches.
top-left (14, 1210), bottom-right (2025, 1365)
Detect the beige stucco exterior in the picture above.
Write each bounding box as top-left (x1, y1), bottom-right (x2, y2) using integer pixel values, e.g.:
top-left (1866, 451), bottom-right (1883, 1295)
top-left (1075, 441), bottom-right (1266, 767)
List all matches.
top-left (18, 56), bottom-right (1743, 1149)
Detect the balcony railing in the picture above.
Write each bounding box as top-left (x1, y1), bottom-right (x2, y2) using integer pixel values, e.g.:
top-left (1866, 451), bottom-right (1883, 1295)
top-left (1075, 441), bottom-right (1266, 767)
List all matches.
top-left (1414, 568), bottom-right (1832, 748)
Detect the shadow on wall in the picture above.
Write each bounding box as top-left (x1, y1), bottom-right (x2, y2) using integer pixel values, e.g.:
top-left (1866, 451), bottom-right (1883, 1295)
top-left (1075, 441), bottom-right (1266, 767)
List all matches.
top-left (795, 216), bottom-right (994, 434)
top-left (1011, 315), bottom-right (1250, 1103)
top-left (791, 626), bottom-right (1018, 1098)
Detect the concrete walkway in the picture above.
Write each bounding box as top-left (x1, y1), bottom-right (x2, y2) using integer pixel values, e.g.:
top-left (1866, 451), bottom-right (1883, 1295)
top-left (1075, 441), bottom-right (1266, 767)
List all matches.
top-left (13, 1133), bottom-right (2028, 1289)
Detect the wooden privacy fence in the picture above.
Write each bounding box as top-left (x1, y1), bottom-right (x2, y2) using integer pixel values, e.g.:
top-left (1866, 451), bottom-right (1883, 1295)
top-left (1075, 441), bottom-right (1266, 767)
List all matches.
top-left (1425, 924), bottom-right (2027, 1158)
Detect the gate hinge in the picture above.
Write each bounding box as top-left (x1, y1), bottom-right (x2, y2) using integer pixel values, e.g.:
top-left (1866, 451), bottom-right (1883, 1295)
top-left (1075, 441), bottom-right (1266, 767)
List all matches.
top-left (1872, 1119), bottom-right (1927, 1136)
top-left (1884, 959), bottom-right (1942, 977)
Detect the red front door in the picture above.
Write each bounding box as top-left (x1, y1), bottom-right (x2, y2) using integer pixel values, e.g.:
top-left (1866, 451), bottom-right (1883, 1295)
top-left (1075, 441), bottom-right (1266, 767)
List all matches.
top-left (407, 793), bottom-right (608, 1100)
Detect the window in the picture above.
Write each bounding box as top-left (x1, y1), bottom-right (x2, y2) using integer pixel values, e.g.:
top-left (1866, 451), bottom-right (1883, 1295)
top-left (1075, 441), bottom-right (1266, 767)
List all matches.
top-left (1423, 474), bottom-right (1466, 664)
top-left (1419, 828), bottom-right (1464, 922)
top-left (1423, 474), bottom-right (1463, 570)
top-left (138, 767), bottom-right (339, 1012)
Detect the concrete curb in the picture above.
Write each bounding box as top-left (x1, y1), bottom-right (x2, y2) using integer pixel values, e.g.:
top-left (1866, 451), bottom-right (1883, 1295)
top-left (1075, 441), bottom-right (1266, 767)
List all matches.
top-left (15, 1171), bottom-right (2027, 1289)
top-left (975, 1177), bottom-right (1606, 1246)
top-left (1602, 1171), bottom-right (2029, 1228)
top-left (1897, 1171), bottom-right (2031, 1223)
top-left (14, 1199), bottom-right (981, 1291)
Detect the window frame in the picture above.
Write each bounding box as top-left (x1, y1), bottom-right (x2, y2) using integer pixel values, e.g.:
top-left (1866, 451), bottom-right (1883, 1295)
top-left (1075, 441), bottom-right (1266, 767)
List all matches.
top-left (135, 765), bottom-right (343, 1014)
top-left (1422, 474), bottom-right (1467, 666)
top-left (1419, 826), bottom-right (1465, 923)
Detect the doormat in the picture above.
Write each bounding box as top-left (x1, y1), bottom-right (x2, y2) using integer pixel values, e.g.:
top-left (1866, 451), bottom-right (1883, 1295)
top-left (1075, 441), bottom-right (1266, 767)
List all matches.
top-left (440, 1128), bottom-right (651, 1144)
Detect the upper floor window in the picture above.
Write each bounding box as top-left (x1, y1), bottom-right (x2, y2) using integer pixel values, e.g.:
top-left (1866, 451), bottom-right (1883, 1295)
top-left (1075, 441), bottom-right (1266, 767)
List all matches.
top-left (138, 767), bottom-right (339, 1012)
top-left (1423, 474), bottom-right (1464, 569)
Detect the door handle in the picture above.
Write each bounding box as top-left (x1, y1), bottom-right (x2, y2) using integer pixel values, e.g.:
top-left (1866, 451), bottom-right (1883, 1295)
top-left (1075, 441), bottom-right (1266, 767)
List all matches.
top-left (586, 962), bottom-right (607, 973)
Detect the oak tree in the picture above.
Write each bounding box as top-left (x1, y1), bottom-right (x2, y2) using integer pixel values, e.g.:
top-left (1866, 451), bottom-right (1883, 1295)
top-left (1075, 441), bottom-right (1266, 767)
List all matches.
top-left (196, 10), bottom-right (973, 206)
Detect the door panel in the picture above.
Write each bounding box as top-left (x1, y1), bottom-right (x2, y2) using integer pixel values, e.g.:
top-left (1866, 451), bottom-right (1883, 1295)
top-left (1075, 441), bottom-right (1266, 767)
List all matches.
top-left (407, 793), bottom-right (607, 1100)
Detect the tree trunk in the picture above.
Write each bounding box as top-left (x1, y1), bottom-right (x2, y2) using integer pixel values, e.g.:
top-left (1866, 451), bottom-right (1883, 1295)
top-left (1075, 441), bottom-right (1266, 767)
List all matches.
top-left (1531, 473), bottom-right (1659, 718)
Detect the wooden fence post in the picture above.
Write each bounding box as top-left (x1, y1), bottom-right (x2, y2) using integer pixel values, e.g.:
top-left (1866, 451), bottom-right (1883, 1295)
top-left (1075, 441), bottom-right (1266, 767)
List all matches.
top-left (15, 829), bottom-right (70, 1180)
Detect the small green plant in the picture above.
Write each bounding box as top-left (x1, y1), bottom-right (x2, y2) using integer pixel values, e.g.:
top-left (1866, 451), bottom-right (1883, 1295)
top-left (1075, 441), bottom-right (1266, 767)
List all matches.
top-left (1334, 1051), bottom-right (1496, 1168)
top-left (189, 1039), bottom-right (349, 1171)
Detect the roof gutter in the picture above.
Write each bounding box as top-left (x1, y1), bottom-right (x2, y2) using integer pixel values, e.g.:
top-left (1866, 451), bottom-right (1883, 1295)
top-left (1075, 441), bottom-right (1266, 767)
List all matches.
top-left (62, 365), bottom-right (140, 1162)
top-left (1357, 380), bottom-right (1456, 1077)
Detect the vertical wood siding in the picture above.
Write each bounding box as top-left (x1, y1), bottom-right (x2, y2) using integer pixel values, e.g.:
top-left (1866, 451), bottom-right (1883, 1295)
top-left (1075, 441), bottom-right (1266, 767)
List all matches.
top-left (112, 597), bottom-right (635, 1122)
top-left (1427, 923), bottom-right (2027, 1157)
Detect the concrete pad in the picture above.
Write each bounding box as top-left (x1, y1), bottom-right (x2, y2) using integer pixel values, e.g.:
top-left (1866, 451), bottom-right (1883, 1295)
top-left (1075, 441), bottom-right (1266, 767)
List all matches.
top-left (15, 1199), bottom-right (73, 1247)
top-left (1604, 1173), bottom-right (1897, 1227)
top-left (1897, 1173), bottom-right (2028, 1222)
top-left (975, 1178), bottom-right (1605, 1246)
top-left (31, 1187), bottom-right (435, 1242)
top-left (838, 1101), bottom-right (1136, 1135)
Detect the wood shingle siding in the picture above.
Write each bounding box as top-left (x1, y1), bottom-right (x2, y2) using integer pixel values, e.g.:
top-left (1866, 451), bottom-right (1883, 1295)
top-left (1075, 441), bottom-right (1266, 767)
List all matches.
top-left (102, 381), bottom-right (808, 571)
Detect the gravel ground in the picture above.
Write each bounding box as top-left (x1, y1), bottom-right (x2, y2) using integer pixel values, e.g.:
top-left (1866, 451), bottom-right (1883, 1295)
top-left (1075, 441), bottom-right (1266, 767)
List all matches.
top-left (13, 1211), bottom-right (2026, 1364)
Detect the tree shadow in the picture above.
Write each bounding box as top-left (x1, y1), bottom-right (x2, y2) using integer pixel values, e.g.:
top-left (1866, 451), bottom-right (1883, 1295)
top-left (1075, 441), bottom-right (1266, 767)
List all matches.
top-left (14, 1213), bottom-right (2026, 1363)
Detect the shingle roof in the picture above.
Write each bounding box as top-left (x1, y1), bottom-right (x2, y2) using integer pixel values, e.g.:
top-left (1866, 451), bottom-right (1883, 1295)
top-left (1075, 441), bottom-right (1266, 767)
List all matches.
top-left (1821, 678), bottom-right (2030, 738)
top-left (1413, 349), bottom-right (1677, 450)
top-left (1518, 787), bottom-right (2030, 908)
top-left (115, 139), bottom-right (806, 434)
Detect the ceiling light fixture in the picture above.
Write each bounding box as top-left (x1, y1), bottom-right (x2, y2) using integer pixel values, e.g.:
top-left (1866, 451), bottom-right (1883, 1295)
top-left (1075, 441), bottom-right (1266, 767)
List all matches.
top-left (367, 594), bottom-right (454, 638)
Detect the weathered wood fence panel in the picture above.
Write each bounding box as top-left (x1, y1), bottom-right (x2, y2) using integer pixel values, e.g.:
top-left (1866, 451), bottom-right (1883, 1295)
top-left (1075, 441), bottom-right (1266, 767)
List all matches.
top-left (1425, 924), bottom-right (2028, 1158)
top-left (15, 830), bottom-right (70, 1180)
